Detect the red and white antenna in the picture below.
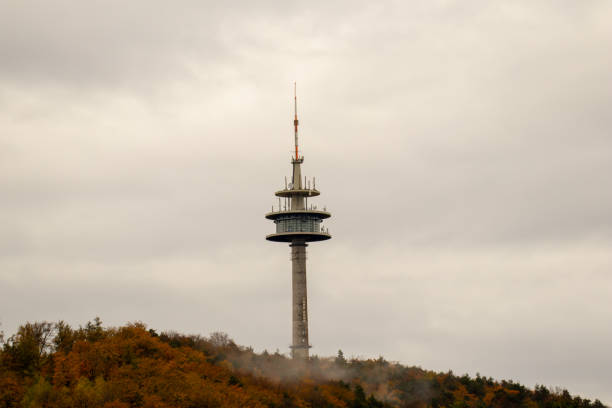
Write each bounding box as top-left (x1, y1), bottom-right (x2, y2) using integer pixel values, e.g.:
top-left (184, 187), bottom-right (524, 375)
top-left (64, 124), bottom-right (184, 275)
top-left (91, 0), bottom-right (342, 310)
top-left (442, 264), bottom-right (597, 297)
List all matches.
top-left (294, 82), bottom-right (299, 160)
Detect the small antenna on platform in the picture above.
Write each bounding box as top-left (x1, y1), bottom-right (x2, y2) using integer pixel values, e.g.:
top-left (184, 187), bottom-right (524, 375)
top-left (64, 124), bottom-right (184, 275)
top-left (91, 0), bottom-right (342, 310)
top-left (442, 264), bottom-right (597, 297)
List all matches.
top-left (294, 82), bottom-right (299, 160)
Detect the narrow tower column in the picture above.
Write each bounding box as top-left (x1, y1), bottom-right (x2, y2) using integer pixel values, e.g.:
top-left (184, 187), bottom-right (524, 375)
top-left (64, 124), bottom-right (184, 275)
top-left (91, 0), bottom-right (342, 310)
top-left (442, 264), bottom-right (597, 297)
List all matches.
top-left (290, 240), bottom-right (309, 359)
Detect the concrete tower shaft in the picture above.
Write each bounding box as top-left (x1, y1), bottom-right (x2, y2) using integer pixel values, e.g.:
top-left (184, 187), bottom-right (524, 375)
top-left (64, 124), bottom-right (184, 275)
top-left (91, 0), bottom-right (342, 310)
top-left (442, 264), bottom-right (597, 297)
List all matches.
top-left (290, 240), bottom-right (309, 359)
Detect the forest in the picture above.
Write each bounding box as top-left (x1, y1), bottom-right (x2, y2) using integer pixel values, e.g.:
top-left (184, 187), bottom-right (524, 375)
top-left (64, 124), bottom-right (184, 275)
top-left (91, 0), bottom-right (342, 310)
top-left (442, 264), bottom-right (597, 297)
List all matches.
top-left (0, 319), bottom-right (607, 408)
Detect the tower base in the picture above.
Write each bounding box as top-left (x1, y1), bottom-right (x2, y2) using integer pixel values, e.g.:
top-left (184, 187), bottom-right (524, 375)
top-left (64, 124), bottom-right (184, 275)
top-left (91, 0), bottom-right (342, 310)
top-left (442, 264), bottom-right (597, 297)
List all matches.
top-left (290, 344), bottom-right (311, 360)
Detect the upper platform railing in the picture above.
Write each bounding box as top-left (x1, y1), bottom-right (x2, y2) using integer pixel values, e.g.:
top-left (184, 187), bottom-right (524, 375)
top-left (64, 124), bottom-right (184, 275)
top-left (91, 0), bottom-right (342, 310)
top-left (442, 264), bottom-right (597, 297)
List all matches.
top-left (265, 208), bottom-right (331, 220)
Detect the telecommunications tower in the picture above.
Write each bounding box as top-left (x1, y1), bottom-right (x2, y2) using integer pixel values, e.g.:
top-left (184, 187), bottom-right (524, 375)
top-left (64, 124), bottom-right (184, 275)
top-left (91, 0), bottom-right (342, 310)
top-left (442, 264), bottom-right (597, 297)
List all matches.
top-left (265, 84), bottom-right (332, 359)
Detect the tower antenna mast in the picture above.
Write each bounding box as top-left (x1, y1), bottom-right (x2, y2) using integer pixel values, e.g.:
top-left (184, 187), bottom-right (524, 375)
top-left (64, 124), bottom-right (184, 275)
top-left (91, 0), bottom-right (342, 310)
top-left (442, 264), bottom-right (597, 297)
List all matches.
top-left (294, 82), bottom-right (299, 160)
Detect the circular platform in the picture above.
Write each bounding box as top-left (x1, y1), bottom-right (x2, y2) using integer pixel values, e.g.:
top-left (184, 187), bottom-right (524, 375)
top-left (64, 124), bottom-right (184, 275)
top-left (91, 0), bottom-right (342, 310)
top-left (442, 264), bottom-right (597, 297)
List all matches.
top-left (275, 188), bottom-right (320, 198)
top-left (266, 232), bottom-right (332, 243)
top-left (265, 209), bottom-right (331, 220)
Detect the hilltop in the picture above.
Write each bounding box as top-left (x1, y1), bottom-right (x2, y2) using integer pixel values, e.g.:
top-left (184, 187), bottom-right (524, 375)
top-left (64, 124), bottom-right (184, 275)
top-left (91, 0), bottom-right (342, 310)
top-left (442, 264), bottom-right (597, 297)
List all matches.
top-left (0, 320), bottom-right (606, 408)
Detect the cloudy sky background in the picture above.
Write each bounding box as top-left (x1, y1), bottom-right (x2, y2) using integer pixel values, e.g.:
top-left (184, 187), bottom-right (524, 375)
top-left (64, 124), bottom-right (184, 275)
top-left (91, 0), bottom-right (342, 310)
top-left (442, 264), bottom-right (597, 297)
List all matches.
top-left (1, 0), bottom-right (611, 403)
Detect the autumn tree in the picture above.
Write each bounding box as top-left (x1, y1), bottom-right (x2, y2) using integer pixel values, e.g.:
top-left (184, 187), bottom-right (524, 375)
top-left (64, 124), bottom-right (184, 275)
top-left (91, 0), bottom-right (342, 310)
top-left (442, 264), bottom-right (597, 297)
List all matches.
top-left (2, 322), bottom-right (55, 376)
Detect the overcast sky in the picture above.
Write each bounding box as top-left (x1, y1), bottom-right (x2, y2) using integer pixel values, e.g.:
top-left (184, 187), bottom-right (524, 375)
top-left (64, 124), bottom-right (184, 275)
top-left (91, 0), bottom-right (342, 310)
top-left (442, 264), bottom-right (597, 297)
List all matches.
top-left (1, 0), bottom-right (611, 403)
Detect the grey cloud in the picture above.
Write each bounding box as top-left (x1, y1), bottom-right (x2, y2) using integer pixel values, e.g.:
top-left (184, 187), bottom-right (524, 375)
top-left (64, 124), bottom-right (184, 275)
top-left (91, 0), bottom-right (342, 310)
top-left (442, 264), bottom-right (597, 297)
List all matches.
top-left (0, 1), bottom-right (226, 87)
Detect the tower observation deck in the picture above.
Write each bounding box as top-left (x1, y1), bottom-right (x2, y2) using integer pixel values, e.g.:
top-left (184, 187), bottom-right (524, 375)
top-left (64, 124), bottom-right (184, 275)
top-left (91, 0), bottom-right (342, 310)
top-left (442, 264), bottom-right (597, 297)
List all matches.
top-left (265, 84), bottom-right (331, 360)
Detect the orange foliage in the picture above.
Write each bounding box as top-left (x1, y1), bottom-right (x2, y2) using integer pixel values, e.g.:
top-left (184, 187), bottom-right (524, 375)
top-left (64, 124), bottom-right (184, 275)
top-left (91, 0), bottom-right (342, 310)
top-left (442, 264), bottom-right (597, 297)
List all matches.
top-left (1, 320), bottom-right (607, 408)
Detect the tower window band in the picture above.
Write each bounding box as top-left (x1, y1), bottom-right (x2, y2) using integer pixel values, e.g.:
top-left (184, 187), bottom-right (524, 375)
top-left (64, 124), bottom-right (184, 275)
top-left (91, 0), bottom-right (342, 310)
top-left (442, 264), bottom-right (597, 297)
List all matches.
top-left (275, 215), bottom-right (322, 233)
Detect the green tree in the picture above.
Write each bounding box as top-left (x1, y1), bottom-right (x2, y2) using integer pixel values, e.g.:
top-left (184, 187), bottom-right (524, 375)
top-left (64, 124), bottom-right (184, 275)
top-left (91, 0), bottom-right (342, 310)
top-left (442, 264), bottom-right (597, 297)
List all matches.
top-left (335, 349), bottom-right (347, 366)
top-left (3, 322), bottom-right (55, 375)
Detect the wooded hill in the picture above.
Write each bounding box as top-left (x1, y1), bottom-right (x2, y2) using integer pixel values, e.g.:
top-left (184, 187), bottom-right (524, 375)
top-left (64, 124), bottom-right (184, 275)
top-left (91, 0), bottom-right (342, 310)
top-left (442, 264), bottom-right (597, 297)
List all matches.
top-left (0, 320), bottom-right (606, 408)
